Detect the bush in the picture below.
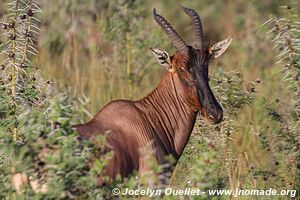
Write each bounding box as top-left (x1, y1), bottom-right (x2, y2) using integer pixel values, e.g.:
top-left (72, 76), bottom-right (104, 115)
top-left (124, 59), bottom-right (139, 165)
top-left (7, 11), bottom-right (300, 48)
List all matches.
top-left (0, 1), bottom-right (299, 199)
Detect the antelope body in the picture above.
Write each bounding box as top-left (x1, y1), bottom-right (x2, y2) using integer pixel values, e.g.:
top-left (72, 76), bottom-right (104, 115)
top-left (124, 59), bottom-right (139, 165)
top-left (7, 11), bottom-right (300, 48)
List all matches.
top-left (75, 6), bottom-right (232, 185)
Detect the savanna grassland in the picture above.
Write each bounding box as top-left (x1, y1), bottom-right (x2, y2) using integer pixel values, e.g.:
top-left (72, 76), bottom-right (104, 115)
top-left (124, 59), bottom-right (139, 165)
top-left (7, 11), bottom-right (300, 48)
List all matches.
top-left (0, 0), bottom-right (299, 199)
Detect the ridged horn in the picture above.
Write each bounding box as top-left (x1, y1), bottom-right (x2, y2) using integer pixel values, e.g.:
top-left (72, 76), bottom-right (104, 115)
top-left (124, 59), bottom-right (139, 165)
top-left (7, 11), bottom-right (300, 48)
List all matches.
top-left (153, 8), bottom-right (188, 53)
top-left (181, 6), bottom-right (204, 49)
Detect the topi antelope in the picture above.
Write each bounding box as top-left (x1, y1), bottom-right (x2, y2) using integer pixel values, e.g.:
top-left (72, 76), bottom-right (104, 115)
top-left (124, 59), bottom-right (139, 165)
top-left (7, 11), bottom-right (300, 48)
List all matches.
top-left (74, 6), bottom-right (232, 185)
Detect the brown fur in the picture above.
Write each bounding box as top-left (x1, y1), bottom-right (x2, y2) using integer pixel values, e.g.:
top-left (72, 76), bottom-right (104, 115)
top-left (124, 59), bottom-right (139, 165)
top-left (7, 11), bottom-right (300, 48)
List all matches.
top-left (74, 71), bottom-right (201, 184)
top-left (74, 7), bottom-right (228, 185)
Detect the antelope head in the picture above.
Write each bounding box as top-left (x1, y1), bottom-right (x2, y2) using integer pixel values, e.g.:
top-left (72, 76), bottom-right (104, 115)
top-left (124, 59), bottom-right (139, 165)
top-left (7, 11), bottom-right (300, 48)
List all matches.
top-left (151, 6), bottom-right (232, 124)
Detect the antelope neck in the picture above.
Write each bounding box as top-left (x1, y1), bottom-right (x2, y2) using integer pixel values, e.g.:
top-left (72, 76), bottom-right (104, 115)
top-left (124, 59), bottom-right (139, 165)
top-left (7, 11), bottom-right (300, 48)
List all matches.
top-left (135, 73), bottom-right (198, 158)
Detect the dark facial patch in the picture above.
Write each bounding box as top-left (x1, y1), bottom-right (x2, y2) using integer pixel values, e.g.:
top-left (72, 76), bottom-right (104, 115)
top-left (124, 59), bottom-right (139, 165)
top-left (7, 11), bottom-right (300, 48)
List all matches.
top-left (176, 47), bottom-right (223, 124)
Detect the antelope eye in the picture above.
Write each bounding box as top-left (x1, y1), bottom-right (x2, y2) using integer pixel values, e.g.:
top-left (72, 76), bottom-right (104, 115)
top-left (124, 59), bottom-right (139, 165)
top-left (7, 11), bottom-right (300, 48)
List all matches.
top-left (179, 67), bottom-right (186, 73)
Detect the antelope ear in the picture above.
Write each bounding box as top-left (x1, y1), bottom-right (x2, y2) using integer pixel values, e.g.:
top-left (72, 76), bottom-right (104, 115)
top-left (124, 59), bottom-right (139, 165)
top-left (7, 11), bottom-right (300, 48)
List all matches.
top-left (150, 48), bottom-right (172, 71)
top-left (209, 37), bottom-right (232, 59)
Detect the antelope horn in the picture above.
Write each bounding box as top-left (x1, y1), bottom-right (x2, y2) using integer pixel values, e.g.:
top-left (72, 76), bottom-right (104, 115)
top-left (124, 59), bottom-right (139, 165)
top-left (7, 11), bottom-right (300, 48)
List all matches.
top-left (181, 6), bottom-right (204, 50)
top-left (153, 8), bottom-right (189, 53)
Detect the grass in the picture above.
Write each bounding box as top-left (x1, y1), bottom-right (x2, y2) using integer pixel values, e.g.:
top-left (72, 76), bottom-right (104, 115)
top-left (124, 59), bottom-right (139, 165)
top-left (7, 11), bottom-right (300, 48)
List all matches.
top-left (0, 0), bottom-right (299, 199)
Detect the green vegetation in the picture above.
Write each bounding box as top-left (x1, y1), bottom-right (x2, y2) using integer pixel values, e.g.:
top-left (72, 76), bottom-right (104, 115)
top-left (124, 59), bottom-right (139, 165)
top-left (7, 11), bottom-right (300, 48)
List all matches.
top-left (0, 0), bottom-right (299, 199)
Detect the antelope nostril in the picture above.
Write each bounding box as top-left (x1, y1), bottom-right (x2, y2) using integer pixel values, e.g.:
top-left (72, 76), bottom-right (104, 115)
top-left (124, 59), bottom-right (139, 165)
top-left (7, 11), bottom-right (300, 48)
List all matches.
top-left (207, 110), bottom-right (223, 124)
top-left (215, 112), bottom-right (223, 123)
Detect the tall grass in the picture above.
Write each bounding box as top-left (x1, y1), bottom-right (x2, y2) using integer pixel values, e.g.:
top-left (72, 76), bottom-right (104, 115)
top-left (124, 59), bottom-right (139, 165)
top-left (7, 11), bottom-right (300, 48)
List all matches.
top-left (37, 1), bottom-right (292, 116)
top-left (37, 0), bottom-right (300, 198)
top-left (0, 0), bottom-right (299, 199)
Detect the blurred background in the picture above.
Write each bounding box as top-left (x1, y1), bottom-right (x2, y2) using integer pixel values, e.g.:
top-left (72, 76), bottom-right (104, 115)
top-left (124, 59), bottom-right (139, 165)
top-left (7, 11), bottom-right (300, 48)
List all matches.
top-left (1, 0), bottom-right (298, 198)
top-left (37, 1), bottom-right (300, 192)
top-left (37, 0), bottom-right (294, 116)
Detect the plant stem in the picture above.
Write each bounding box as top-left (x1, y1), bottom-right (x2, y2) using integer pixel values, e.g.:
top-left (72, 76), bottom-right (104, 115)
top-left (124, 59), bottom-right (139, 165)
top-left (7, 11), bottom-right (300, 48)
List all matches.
top-left (11, 0), bottom-right (19, 142)
top-left (126, 31), bottom-right (133, 99)
top-left (21, 0), bottom-right (32, 64)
